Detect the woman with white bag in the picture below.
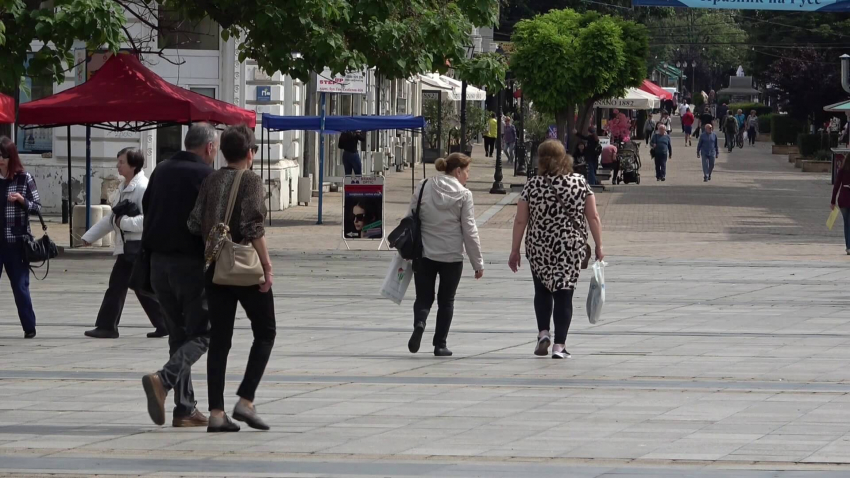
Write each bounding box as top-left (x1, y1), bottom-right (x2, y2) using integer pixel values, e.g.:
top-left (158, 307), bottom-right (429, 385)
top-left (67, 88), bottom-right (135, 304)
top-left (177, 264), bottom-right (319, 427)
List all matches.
top-left (508, 140), bottom-right (604, 359)
top-left (407, 153), bottom-right (484, 357)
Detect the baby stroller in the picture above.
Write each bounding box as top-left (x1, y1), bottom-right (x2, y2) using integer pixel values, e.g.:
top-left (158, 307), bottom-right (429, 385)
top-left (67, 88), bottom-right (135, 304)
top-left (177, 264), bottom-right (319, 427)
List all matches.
top-left (614, 141), bottom-right (641, 185)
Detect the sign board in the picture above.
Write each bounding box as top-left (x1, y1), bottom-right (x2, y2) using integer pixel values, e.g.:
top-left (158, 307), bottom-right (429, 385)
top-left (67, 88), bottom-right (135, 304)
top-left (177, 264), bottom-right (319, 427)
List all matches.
top-left (343, 176), bottom-right (384, 240)
top-left (256, 86), bottom-right (271, 102)
top-left (422, 91), bottom-right (440, 102)
top-left (631, 0), bottom-right (850, 11)
top-left (594, 99), bottom-right (645, 109)
top-left (318, 68), bottom-right (367, 94)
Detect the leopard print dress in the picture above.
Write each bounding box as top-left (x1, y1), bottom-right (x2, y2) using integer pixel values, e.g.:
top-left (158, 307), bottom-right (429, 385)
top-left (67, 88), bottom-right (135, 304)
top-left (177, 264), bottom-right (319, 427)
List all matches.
top-left (520, 173), bottom-right (593, 291)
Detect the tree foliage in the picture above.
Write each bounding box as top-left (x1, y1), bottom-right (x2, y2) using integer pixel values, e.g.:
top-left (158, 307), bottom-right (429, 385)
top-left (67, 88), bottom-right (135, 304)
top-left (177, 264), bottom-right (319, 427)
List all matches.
top-left (765, 48), bottom-right (845, 125)
top-left (0, 0), bottom-right (126, 91)
top-left (510, 8), bottom-right (647, 144)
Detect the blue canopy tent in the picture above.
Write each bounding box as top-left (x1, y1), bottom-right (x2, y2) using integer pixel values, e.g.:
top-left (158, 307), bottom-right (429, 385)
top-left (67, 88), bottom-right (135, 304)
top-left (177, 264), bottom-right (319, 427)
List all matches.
top-left (260, 113), bottom-right (426, 224)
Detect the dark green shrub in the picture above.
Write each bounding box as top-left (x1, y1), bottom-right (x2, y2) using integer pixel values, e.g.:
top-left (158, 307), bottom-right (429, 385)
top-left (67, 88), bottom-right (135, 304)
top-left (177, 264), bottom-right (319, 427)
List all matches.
top-left (797, 134), bottom-right (821, 157)
top-left (771, 115), bottom-right (806, 145)
top-left (812, 150), bottom-right (832, 162)
top-left (729, 102), bottom-right (772, 116)
top-left (759, 114), bottom-right (772, 134)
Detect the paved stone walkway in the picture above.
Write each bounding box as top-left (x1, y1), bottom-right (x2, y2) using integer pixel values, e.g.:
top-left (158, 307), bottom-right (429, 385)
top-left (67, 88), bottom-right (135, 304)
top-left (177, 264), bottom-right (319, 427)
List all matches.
top-left (3, 123), bottom-right (850, 476)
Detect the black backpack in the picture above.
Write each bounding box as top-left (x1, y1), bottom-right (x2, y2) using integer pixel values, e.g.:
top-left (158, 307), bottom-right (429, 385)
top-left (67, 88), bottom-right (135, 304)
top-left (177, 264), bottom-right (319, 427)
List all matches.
top-left (388, 179), bottom-right (427, 260)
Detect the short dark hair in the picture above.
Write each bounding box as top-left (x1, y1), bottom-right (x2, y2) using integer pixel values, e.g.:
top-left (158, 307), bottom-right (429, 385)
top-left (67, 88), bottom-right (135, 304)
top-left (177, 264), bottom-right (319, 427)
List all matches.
top-left (220, 124), bottom-right (256, 163)
top-left (118, 147), bottom-right (145, 174)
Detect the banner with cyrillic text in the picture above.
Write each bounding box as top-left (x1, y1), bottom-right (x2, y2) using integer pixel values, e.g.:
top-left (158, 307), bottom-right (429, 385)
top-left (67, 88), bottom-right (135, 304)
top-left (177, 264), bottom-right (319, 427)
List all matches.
top-left (632, 0), bottom-right (850, 12)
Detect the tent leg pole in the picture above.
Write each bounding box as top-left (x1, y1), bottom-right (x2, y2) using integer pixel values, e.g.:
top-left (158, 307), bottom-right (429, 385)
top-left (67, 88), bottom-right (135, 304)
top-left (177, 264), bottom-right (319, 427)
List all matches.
top-left (85, 125), bottom-right (91, 230)
top-left (67, 125), bottom-right (72, 248)
top-left (317, 92), bottom-right (326, 225)
top-left (267, 127), bottom-right (272, 227)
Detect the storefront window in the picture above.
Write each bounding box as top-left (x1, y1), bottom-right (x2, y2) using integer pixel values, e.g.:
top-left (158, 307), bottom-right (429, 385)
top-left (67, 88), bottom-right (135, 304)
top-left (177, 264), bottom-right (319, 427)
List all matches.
top-left (17, 59), bottom-right (53, 154)
top-left (158, 9), bottom-right (220, 50)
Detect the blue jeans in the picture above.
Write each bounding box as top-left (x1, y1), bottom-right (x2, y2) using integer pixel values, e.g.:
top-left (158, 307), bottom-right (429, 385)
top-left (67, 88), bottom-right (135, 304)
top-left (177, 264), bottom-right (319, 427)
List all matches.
top-left (0, 242), bottom-right (36, 333)
top-left (701, 155), bottom-right (716, 179)
top-left (342, 151), bottom-right (362, 175)
top-left (587, 158), bottom-right (598, 185)
top-left (842, 208), bottom-right (850, 250)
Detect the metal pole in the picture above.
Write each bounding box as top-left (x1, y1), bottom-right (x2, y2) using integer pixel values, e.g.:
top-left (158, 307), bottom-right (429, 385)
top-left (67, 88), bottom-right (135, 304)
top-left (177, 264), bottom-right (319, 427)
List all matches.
top-left (317, 92), bottom-right (326, 225)
top-left (85, 125), bottom-right (92, 229)
top-left (460, 81), bottom-right (468, 154)
top-left (516, 90), bottom-right (527, 176)
top-left (490, 88), bottom-right (506, 194)
top-left (67, 125), bottom-right (72, 246)
top-left (267, 121), bottom-right (272, 226)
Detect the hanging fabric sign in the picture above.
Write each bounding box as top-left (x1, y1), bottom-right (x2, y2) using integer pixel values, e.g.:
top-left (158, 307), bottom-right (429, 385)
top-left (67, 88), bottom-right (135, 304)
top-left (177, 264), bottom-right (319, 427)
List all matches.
top-left (632, 0), bottom-right (850, 11)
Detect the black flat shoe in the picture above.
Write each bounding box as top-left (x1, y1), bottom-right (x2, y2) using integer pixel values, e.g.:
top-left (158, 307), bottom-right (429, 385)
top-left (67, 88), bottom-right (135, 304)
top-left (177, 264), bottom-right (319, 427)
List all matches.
top-left (434, 347), bottom-right (453, 357)
top-left (408, 322), bottom-right (425, 353)
top-left (24, 331), bottom-right (36, 339)
top-left (233, 403), bottom-right (270, 431)
top-left (207, 414), bottom-right (240, 432)
top-left (85, 328), bottom-right (118, 339)
top-left (146, 329), bottom-right (168, 338)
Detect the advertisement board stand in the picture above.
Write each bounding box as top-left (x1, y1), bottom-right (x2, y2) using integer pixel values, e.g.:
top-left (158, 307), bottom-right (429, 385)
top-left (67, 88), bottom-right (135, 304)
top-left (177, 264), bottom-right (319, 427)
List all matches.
top-left (341, 175), bottom-right (386, 250)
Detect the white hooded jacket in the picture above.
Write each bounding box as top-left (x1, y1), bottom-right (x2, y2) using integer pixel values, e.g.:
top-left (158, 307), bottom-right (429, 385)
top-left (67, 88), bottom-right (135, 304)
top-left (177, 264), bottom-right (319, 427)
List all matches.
top-left (81, 171), bottom-right (148, 255)
top-left (409, 175), bottom-right (484, 271)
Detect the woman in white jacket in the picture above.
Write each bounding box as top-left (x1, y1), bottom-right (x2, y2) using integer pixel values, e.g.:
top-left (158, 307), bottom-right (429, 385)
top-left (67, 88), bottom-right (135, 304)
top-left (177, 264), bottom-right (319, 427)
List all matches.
top-left (407, 153), bottom-right (484, 357)
top-left (81, 148), bottom-right (166, 339)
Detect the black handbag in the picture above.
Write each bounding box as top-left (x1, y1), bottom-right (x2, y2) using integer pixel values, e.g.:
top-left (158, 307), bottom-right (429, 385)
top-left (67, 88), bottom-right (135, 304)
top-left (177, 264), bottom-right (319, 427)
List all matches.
top-left (388, 179), bottom-right (428, 261)
top-left (23, 209), bottom-right (59, 280)
top-left (128, 247), bottom-right (155, 298)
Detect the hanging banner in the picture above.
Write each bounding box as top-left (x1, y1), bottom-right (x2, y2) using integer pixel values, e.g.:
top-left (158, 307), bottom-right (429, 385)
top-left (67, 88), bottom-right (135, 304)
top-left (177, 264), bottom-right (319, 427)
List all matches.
top-left (343, 176), bottom-right (384, 240)
top-left (631, 0), bottom-right (850, 11)
top-left (318, 68), bottom-right (367, 94)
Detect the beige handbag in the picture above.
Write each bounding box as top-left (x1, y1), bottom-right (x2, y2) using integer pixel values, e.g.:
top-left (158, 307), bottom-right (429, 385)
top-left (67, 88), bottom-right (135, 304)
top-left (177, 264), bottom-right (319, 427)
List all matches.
top-left (212, 169), bottom-right (266, 286)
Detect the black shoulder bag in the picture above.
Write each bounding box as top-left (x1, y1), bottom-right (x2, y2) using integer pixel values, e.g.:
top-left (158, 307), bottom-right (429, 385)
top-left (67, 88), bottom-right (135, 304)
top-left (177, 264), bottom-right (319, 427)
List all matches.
top-left (544, 176), bottom-right (592, 270)
top-left (22, 208), bottom-right (59, 280)
top-left (388, 179), bottom-right (428, 261)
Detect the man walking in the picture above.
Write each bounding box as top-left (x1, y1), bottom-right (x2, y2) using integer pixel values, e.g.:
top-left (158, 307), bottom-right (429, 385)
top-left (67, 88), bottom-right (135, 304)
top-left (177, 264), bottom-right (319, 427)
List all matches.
top-left (681, 107), bottom-right (695, 147)
top-left (723, 112), bottom-right (739, 153)
top-left (650, 124), bottom-right (673, 182)
top-left (141, 123), bottom-right (218, 428)
top-left (697, 123), bottom-right (719, 182)
top-left (483, 112), bottom-right (497, 157)
top-left (503, 116), bottom-right (517, 163)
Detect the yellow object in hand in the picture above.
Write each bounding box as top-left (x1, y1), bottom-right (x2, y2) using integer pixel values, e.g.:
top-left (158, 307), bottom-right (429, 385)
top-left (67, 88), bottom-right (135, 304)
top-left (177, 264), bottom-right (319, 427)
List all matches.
top-left (827, 207), bottom-right (840, 230)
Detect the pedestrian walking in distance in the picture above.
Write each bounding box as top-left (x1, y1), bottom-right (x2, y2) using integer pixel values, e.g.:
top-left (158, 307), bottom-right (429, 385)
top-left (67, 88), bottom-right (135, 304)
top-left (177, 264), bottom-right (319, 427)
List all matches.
top-left (503, 116), bottom-right (517, 163)
top-left (483, 112), bottom-right (497, 157)
top-left (746, 110), bottom-right (759, 146)
top-left (188, 125), bottom-right (275, 432)
top-left (0, 137), bottom-right (41, 339)
top-left (651, 124), bottom-right (673, 182)
top-left (831, 156), bottom-right (850, 255)
top-left (82, 148), bottom-right (167, 339)
top-left (723, 112), bottom-right (739, 153)
top-left (408, 153), bottom-right (484, 357)
top-left (337, 130), bottom-right (365, 176)
top-left (697, 123), bottom-right (719, 182)
top-left (508, 140), bottom-right (604, 359)
top-left (681, 108), bottom-right (695, 147)
top-left (141, 123), bottom-right (219, 429)
top-left (643, 115), bottom-right (655, 145)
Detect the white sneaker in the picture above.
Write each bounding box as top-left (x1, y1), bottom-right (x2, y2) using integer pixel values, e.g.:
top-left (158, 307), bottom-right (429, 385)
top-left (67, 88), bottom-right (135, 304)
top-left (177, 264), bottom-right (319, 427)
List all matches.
top-left (534, 335), bottom-right (551, 356)
top-left (552, 347), bottom-right (571, 359)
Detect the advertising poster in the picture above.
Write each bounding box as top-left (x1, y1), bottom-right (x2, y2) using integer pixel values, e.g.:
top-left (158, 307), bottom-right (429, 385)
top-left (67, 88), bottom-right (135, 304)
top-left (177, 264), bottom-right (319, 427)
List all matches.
top-left (343, 176), bottom-right (384, 240)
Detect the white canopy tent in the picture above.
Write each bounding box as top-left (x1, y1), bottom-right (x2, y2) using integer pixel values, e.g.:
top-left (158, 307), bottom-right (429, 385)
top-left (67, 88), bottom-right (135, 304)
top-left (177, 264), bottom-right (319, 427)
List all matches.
top-left (418, 74), bottom-right (454, 93)
top-left (422, 73), bottom-right (486, 102)
top-left (594, 88), bottom-right (660, 110)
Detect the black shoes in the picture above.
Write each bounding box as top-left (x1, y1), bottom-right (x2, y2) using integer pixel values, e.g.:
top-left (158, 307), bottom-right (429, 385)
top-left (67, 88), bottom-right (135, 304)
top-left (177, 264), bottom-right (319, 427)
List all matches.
top-left (233, 402), bottom-right (270, 431)
top-left (434, 347), bottom-right (453, 357)
top-left (408, 322), bottom-right (425, 353)
top-left (207, 414), bottom-right (241, 433)
top-left (704, 177), bottom-right (708, 182)
top-left (85, 328), bottom-right (118, 339)
top-left (147, 329), bottom-right (168, 338)
top-left (24, 331), bottom-right (36, 339)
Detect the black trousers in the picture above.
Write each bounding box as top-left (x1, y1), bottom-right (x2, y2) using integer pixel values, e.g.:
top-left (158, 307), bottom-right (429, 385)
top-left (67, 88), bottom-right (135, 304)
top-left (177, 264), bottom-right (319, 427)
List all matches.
top-left (533, 275), bottom-right (574, 345)
top-left (205, 265), bottom-right (276, 411)
top-left (413, 258), bottom-right (463, 348)
top-left (748, 126), bottom-right (757, 145)
top-left (95, 254), bottom-right (166, 332)
top-left (484, 137), bottom-right (495, 157)
top-left (150, 252), bottom-right (210, 418)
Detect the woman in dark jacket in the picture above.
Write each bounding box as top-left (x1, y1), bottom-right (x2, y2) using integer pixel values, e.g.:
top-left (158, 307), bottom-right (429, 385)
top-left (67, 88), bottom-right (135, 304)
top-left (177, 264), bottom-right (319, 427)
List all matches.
top-left (831, 156), bottom-right (850, 254)
top-left (338, 130), bottom-right (365, 175)
top-left (189, 125), bottom-right (275, 432)
top-left (0, 137), bottom-right (41, 338)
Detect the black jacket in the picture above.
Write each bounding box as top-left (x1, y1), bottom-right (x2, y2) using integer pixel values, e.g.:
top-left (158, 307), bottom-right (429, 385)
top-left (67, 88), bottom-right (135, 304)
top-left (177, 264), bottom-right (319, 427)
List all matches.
top-left (142, 151), bottom-right (213, 256)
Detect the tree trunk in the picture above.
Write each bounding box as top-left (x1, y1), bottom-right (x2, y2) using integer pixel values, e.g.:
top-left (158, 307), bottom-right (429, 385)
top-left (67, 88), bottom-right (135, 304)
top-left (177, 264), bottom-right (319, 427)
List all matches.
top-left (575, 98), bottom-right (596, 135)
top-left (555, 108), bottom-right (570, 144)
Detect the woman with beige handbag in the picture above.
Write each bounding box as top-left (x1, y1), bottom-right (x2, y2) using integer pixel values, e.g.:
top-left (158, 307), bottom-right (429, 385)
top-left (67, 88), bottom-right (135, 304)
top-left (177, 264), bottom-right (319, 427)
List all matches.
top-left (188, 124), bottom-right (274, 432)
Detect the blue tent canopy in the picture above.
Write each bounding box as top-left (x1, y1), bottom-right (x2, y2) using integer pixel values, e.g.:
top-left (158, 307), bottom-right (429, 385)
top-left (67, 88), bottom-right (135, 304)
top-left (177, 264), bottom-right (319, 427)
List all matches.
top-left (262, 114), bottom-right (426, 133)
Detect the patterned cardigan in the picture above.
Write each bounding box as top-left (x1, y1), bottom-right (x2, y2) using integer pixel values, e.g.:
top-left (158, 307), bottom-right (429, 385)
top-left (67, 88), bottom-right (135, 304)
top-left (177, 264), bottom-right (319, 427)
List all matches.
top-left (2, 171), bottom-right (41, 243)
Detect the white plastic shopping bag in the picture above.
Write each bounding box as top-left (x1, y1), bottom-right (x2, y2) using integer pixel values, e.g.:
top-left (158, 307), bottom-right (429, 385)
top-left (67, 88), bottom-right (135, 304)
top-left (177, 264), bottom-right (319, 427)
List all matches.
top-left (586, 261), bottom-right (607, 324)
top-left (380, 253), bottom-right (414, 305)
top-left (742, 131), bottom-right (748, 141)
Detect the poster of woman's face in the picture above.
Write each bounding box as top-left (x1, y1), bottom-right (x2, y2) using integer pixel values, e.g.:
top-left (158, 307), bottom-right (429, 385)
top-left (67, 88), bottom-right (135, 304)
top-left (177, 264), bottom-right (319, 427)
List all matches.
top-left (344, 190), bottom-right (383, 239)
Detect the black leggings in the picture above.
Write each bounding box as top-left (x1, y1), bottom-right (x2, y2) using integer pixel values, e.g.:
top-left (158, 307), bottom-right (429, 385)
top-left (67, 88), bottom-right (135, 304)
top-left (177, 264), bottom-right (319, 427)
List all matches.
top-left (748, 126), bottom-right (757, 145)
top-left (413, 258), bottom-right (463, 348)
top-left (533, 275), bottom-right (574, 345)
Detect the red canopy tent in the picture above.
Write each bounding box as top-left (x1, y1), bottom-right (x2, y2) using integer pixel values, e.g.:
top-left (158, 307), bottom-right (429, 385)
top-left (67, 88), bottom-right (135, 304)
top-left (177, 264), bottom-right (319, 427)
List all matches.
top-left (19, 53), bottom-right (255, 129)
top-left (639, 80), bottom-right (673, 101)
top-left (0, 93), bottom-right (14, 124)
top-left (17, 53), bottom-right (257, 238)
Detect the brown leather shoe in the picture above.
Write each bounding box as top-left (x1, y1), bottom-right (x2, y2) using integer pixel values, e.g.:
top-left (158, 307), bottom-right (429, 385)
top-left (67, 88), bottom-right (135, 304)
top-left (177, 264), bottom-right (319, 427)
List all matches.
top-left (142, 373), bottom-right (167, 426)
top-left (173, 409), bottom-right (209, 428)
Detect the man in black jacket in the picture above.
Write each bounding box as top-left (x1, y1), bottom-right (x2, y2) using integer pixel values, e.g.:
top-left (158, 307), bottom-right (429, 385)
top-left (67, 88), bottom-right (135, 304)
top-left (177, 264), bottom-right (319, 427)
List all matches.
top-left (141, 122), bottom-right (217, 428)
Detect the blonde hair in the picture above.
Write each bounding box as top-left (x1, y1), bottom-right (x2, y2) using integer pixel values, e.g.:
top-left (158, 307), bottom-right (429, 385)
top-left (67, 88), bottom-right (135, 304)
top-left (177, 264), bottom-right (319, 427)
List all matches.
top-left (435, 153), bottom-right (471, 174)
top-left (537, 139), bottom-right (573, 176)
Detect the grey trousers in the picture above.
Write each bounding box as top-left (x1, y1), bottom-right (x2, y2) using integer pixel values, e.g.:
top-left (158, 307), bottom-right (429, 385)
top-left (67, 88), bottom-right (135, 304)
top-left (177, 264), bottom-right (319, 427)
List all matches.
top-left (150, 252), bottom-right (210, 417)
top-left (701, 155), bottom-right (716, 178)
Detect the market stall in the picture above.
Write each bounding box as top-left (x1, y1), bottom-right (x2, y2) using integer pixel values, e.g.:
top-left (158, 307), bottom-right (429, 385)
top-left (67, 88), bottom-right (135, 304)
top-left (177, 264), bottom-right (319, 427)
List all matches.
top-left (0, 93), bottom-right (14, 124)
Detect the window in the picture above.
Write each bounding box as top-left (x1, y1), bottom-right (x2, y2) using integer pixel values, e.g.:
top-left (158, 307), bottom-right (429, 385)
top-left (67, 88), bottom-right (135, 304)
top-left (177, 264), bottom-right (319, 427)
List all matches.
top-left (17, 57), bottom-right (53, 154)
top-left (158, 8), bottom-right (219, 50)
top-left (157, 87), bottom-right (216, 164)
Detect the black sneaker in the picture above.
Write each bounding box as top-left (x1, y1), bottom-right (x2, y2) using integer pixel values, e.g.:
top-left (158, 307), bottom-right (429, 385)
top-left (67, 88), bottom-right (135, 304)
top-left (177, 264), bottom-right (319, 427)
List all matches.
top-left (552, 349), bottom-right (571, 359)
top-left (408, 322), bottom-right (425, 353)
top-left (24, 331), bottom-right (36, 339)
top-left (85, 328), bottom-right (118, 339)
top-left (434, 347), bottom-right (453, 357)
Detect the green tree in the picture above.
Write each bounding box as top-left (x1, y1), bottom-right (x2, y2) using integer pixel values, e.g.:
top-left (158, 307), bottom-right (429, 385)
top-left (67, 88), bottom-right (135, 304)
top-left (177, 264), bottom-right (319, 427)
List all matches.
top-left (510, 9), bottom-right (648, 145)
top-left (0, 0), bottom-right (126, 92)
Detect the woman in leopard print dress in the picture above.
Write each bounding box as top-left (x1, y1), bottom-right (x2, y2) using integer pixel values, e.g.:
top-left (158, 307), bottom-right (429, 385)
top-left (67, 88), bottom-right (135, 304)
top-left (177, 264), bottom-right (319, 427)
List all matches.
top-left (509, 140), bottom-right (604, 359)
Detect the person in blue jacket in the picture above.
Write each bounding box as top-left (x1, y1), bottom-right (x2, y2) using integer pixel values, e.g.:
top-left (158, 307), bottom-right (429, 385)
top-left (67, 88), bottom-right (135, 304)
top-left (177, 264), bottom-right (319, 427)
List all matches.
top-left (697, 123), bottom-right (720, 182)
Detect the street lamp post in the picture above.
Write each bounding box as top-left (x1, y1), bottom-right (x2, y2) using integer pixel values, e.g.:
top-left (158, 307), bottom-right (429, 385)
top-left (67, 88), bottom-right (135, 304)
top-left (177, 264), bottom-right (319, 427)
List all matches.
top-left (490, 85), bottom-right (506, 194)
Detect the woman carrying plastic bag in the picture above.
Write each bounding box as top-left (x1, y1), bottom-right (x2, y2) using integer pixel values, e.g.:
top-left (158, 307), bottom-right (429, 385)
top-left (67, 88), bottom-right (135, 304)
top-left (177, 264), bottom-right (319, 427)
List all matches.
top-left (587, 260), bottom-right (606, 324)
top-left (380, 253), bottom-right (414, 305)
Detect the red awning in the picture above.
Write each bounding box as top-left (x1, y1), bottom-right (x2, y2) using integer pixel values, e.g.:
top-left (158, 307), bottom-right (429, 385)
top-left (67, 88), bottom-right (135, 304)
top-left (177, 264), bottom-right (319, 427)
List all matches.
top-left (0, 93), bottom-right (14, 124)
top-left (639, 80), bottom-right (673, 101)
top-left (18, 54), bottom-right (256, 129)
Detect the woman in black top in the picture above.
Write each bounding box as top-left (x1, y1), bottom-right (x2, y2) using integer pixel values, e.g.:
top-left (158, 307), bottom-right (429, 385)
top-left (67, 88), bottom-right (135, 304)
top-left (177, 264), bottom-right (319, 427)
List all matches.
top-left (338, 130), bottom-right (365, 175)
